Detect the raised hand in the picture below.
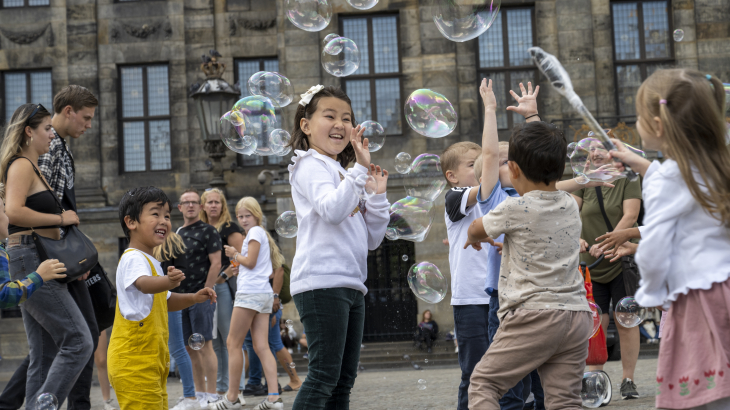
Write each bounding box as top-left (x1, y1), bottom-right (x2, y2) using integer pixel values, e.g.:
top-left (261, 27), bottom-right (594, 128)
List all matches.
top-left (608, 138), bottom-right (651, 176)
top-left (369, 164), bottom-right (389, 195)
top-left (350, 124), bottom-right (370, 168)
top-left (193, 287), bottom-right (217, 304)
top-left (480, 78), bottom-right (497, 112)
top-left (506, 82), bottom-right (540, 119)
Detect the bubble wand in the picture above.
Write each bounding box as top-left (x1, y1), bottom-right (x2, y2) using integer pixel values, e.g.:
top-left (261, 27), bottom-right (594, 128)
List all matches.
top-left (528, 47), bottom-right (637, 181)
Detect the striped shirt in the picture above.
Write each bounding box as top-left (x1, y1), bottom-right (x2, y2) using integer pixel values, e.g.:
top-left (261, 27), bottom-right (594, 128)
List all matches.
top-left (0, 244), bottom-right (43, 308)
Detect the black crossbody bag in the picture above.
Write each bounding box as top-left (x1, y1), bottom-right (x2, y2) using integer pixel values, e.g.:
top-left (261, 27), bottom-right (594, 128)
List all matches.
top-left (594, 187), bottom-right (641, 296)
top-left (85, 262), bottom-right (117, 330)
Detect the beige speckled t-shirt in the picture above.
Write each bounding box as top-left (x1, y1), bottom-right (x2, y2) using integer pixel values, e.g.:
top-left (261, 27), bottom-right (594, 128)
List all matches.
top-left (481, 190), bottom-right (590, 319)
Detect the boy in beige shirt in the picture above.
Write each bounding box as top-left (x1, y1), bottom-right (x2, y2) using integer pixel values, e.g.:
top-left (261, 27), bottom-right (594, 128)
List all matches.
top-left (464, 121), bottom-right (592, 410)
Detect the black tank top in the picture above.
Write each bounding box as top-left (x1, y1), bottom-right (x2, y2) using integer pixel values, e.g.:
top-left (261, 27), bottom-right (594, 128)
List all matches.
top-left (6, 157), bottom-right (63, 235)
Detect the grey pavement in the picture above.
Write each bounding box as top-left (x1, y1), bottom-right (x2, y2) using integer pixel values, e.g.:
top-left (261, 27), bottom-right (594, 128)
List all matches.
top-left (14, 358), bottom-right (658, 409)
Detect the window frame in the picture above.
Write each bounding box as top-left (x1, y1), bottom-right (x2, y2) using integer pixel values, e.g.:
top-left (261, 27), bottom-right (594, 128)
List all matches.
top-left (475, 6), bottom-right (538, 131)
top-left (610, 0), bottom-right (674, 116)
top-left (117, 63), bottom-right (172, 174)
top-left (1, 68), bottom-right (53, 125)
top-left (0, 0), bottom-right (49, 8)
top-left (339, 12), bottom-right (404, 135)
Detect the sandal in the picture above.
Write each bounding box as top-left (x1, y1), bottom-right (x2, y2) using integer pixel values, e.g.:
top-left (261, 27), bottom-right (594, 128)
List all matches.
top-left (283, 385), bottom-right (300, 392)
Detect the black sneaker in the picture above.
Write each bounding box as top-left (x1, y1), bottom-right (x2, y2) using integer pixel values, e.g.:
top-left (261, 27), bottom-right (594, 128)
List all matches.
top-left (242, 384), bottom-right (266, 397)
top-left (620, 378), bottom-right (639, 400)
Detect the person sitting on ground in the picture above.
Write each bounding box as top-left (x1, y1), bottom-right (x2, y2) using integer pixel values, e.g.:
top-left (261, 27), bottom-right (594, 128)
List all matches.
top-left (414, 310), bottom-right (439, 352)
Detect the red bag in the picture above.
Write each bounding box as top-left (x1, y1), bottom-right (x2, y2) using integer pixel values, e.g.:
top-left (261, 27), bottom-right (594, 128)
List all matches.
top-left (582, 266), bottom-right (608, 366)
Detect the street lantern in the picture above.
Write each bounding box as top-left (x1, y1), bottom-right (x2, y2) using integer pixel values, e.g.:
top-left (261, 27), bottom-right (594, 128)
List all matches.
top-left (189, 50), bottom-right (240, 190)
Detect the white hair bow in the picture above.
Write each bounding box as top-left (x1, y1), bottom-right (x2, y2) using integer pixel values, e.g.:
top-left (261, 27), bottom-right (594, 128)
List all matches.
top-left (299, 85), bottom-right (325, 107)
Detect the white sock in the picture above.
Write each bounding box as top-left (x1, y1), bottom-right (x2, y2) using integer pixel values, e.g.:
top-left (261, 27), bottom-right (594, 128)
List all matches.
top-left (207, 393), bottom-right (219, 402)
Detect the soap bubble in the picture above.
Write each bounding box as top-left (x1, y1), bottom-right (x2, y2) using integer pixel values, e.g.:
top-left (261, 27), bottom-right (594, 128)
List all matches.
top-left (289, 362), bottom-right (296, 369)
top-left (220, 111), bottom-right (257, 155)
top-left (581, 371), bottom-right (610, 408)
top-left (386, 197), bottom-right (436, 242)
top-left (417, 379), bottom-right (427, 390)
top-left (188, 333), bottom-right (205, 350)
top-left (36, 392), bottom-right (58, 410)
top-left (404, 89), bottom-right (458, 138)
top-left (566, 141), bottom-right (577, 158)
top-left (407, 261), bottom-right (448, 304)
top-left (323, 33), bottom-right (342, 53)
top-left (588, 301), bottom-right (602, 338)
top-left (247, 72), bottom-right (294, 108)
top-left (402, 255), bottom-right (408, 262)
top-left (322, 35), bottom-right (360, 77)
top-left (232, 96), bottom-right (284, 156)
top-left (569, 137), bottom-right (646, 183)
top-left (673, 29), bottom-right (684, 42)
top-left (347, 0), bottom-right (378, 10)
top-left (405, 153), bottom-right (448, 202)
top-left (269, 129), bottom-right (292, 156)
top-left (403, 354), bottom-right (410, 360)
top-left (285, 319), bottom-right (294, 329)
top-left (424, 359), bottom-right (428, 363)
top-left (360, 120), bottom-right (386, 152)
top-left (355, 173), bottom-right (378, 201)
top-left (615, 296), bottom-right (642, 328)
top-left (395, 152), bottom-right (412, 174)
top-left (275, 211), bottom-right (298, 238)
top-left (285, 0), bottom-right (332, 32)
top-left (432, 0), bottom-right (501, 43)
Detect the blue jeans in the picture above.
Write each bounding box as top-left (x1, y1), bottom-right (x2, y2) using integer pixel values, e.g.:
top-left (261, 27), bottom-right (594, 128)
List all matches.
top-left (168, 310), bottom-right (196, 398)
top-left (212, 282), bottom-right (246, 393)
top-left (488, 294), bottom-right (544, 410)
top-left (245, 309), bottom-right (284, 386)
top-left (453, 304), bottom-right (490, 410)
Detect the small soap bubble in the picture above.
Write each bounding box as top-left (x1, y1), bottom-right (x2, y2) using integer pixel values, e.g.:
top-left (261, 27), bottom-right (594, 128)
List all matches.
top-left (275, 211), bottom-right (298, 238)
top-left (404, 90), bottom-right (458, 138)
top-left (581, 371), bottom-right (609, 408)
top-left (269, 129), bottom-right (292, 156)
top-left (673, 29), bottom-right (684, 42)
top-left (285, 0), bottom-right (332, 32)
top-left (566, 141), bottom-right (577, 158)
top-left (402, 255), bottom-right (408, 262)
top-left (403, 354), bottom-right (410, 360)
top-left (247, 72), bottom-right (294, 107)
top-left (289, 362), bottom-right (296, 369)
top-left (570, 136), bottom-right (645, 183)
top-left (231, 95), bottom-right (284, 156)
top-left (405, 153), bottom-right (448, 202)
top-left (588, 301), bottom-right (602, 338)
top-left (322, 36), bottom-right (360, 77)
top-left (395, 152), bottom-right (412, 174)
top-left (360, 120), bottom-right (386, 152)
top-left (407, 262), bottom-right (448, 304)
top-left (424, 359), bottom-right (428, 363)
top-left (347, 0), bottom-right (378, 10)
top-left (417, 379), bottom-right (427, 390)
top-left (355, 174), bottom-right (378, 201)
top-left (387, 196), bottom-right (436, 243)
top-left (285, 319), bottom-right (294, 329)
top-left (412, 362), bottom-right (422, 370)
top-left (220, 111), bottom-right (257, 155)
top-left (36, 392), bottom-right (58, 410)
top-left (432, 0), bottom-right (500, 43)
top-left (188, 333), bottom-right (205, 350)
top-left (615, 296), bottom-right (642, 328)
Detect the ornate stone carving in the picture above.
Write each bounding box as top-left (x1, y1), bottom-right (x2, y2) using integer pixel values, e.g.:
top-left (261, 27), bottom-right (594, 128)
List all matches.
top-left (0, 23), bottom-right (54, 47)
top-left (204, 139), bottom-right (228, 158)
top-left (229, 17), bottom-right (276, 36)
top-left (110, 21), bottom-right (172, 41)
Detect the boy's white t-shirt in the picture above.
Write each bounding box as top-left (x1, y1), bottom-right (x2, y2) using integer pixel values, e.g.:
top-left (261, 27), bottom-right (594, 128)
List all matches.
top-left (237, 226), bottom-right (273, 294)
top-left (116, 248), bottom-right (171, 321)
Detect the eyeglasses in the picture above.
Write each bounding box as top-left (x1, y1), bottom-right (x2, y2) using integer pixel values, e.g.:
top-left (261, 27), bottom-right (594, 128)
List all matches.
top-left (180, 201), bottom-right (200, 207)
top-left (25, 104), bottom-right (46, 125)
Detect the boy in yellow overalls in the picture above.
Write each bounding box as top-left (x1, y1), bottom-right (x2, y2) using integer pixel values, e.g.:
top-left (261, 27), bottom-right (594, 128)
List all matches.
top-left (108, 186), bottom-right (217, 410)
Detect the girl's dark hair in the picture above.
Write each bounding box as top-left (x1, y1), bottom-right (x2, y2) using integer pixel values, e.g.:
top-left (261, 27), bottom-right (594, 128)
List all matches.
top-left (288, 86), bottom-right (356, 168)
top-left (119, 186), bottom-right (172, 238)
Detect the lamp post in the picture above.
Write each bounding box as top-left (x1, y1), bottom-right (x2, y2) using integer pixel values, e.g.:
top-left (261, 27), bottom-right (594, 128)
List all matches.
top-left (189, 50), bottom-right (240, 191)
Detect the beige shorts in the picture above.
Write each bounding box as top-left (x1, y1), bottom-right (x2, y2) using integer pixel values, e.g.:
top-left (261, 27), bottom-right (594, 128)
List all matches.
top-left (233, 292), bottom-right (274, 314)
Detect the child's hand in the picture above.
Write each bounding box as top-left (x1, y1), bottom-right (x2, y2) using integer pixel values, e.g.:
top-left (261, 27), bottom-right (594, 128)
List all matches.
top-left (193, 287), bottom-right (217, 304)
top-left (596, 228), bottom-right (634, 253)
top-left (224, 245), bottom-right (237, 258)
top-left (608, 138), bottom-right (651, 176)
top-left (369, 164), bottom-right (389, 195)
top-left (579, 238), bottom-right (589, 253)
top-left (35, 259), bottom-right (67, 282)
top-left (480, 78), bottom-right (497, 112)
top-left (463, 236), bottom-right (483, 251)
top-left (350, 124), bottom-right (370, 168)
top-left (167, 266), bottom-right (185, 288)
top-left (605, 241), bottom-right (638, 263)
top-left (506, 82), bottom-right (540, 119)
top-left (493, 241), bottom-right (503, 255)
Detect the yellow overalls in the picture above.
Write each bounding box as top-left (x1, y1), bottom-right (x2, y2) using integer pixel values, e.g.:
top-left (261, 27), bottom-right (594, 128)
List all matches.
top-left (108, 249), bottom-right (170, 410)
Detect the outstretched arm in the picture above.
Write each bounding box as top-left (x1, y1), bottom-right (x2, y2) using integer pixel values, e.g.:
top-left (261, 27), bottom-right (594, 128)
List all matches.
top-left (476, 78), bottom-right (500, 205)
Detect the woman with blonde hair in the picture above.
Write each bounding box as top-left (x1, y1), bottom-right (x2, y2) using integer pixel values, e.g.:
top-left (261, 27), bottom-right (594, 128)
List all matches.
top-left (199, 188), bottom-right (245, 397)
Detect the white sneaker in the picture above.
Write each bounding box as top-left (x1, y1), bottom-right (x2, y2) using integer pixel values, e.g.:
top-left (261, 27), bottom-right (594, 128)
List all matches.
top-left (170, 398), bottom-right (199, 410)
top-left (207, 396), bottom-right (243, 410)
top-left (196, 392), bottom-right (208, 409)
top-left (103, 399), bottom-right (118, 410)
top-left (253, 397), bottom-right (283, 410)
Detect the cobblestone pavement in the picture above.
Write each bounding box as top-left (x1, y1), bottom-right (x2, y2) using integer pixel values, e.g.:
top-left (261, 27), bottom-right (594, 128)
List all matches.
top-left (17, 358), bottom-right (659, 409)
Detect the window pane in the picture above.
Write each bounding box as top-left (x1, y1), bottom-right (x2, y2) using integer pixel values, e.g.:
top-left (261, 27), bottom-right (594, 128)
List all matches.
top-left (613, 3), bottom-right (640, 61)
top-left (241, 154), bottom-right (264, 166)
top-left (29, 71), bottom-right (52, 111)
top-left (149, 120), bottom-right (171, 170)
top-left (237, 61), bottom-right (261, 98)
top-left (342, 18), bottom-right (370, 75)
top-left (345, 80), bottom-right (372, 123)
top-left (616, 65), bottom-right (641, 116)
top-left (477, 12), bottom-right (504, 68)
top-left (123, 121), bottom-right (146, 172)
top-left (507, 9), bottom-right (532, 66)
top-left (375, 78), bottom-right (401, 134)
top-left (509, 70), bottom-right (536, 125)
top-left (372, 16), bottom-right (399, 74)
top-left (268, 155), bottom-right (283, 165)
top-left (4, 73), bottom-right (27, 122)
top-left (263, 59), bottom-right (279, 73)
top-left (28, 0), bottom-right (49, 5)
top-left (121, 67), bottom-right (144, 118)
top-left (480, 72), bottom-right (507, 129)
top-left (643, 1), bottom-right (669, 59)
top-left (147, 66), bottom-right (169, 116)
top-left (2, 0), bottom-right (23, 7)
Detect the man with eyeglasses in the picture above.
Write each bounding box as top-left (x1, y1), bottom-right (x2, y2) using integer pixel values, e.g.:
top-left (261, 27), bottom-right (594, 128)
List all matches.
top-left (176, 188), bottom-right (223, 408)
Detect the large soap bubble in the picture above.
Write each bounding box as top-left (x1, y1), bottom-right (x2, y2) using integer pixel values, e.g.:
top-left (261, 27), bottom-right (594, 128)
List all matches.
top-left (36, 392), bottom-right (58, 410)
top-left (569, 136), bottom-right (646, 184)
top-left (360, 120), bottom-right (385, 152)
top-left (404, 89), bottom-right (458, 138)
top-left (395, 152), bottom-right (412, 174)
top-left (285, 0), bottom-right (332, 32)
top-left (432, 0), bottom-right (500, 43)
top-left (232, 95), bottom-right (284, 156)
top-left (269, 129), bottom-right (292, 156)
top-left (588, 301), bottom-right (602, 338)
top-left (386, 196), bottom-right (436, 242)
top-left (404, 153), bottom-right (448, 202)
top-left (407, 261), bottom-right (448, 304)
top-left (275, 211), bottom-right (298, 238)
top-left (247, 72), bottom-right (294, 107)
top-left (220, 111), bottom-right (257, 155)
top-left (581, 371), bottom-right (610, 408)
top-left (615, 296), bottom-right (642, 328)
top-left (322, 35), bottom-right (360, 77)
top-left (347, 0), bottom-right (378, 10)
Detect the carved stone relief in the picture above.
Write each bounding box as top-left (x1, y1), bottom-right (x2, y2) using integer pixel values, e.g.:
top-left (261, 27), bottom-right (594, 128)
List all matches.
top-left (0, 23), bottom-right (54, 48)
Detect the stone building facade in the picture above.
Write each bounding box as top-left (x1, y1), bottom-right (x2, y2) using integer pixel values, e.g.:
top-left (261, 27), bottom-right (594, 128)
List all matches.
top-left (0, 0), bottom-right (728, 357)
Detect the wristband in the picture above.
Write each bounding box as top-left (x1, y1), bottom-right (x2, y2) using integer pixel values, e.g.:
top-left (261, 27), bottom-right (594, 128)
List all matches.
top-left (59, 213), bottom-right (64, 225)
top-left (525, 113), bottom-right (541, 120)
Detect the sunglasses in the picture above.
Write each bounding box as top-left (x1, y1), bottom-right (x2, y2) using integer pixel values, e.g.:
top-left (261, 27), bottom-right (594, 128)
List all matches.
top-left (25, 104), bottom-right (46, 126)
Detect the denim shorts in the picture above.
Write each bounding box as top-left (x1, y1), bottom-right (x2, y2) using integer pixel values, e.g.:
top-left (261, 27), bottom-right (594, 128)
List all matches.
top-left (182, 300), bottom-right (216, 342)
top-left (234, 292), bottom-right (273, 314)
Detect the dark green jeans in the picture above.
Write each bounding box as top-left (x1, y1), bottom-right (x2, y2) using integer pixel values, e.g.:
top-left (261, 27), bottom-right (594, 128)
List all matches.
top-left (292, 288), bottom-right (365, 410)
